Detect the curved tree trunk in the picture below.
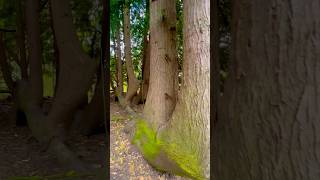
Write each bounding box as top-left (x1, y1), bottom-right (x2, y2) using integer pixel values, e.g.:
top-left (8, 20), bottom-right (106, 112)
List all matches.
top-left (142, 0), bottom-right (178, 129)
top-left (132, 0), bottom-right (210, 179)
top-left (213, 0), bottom-right (320, 179)
top-left (123, 1), bottom-right (140, 105)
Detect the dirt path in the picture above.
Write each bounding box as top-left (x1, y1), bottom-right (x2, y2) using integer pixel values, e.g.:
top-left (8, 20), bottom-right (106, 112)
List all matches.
top-left (110, 102), bottom-right (190, 180)
top-left (0, 102), bottom-right (106, 180)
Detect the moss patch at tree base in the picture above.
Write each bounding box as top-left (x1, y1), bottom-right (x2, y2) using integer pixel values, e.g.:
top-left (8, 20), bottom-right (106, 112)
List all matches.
top-left (131, 119), bottom-right (206, 180)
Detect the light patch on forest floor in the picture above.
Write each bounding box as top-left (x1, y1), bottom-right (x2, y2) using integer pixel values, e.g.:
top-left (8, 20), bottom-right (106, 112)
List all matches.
top-left (110, 102), bottom-right (190, 180)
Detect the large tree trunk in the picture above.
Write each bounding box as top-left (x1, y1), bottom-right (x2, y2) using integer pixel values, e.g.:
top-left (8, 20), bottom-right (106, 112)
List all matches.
top-left (142, 0), bottom-right (178, 129)
top-left (48, 0), bottom-right (96, 138)
top-left (123, 1), bottom-right (140, 105)
top-left (131, 0), bottom-right (210, 179)
top-left (213, 0), bottom-right (320, 179)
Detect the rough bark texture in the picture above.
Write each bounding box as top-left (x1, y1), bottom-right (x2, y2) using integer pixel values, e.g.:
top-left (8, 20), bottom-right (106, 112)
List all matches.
top-left (123, 1), bottom-right (140, 105)
top-left (143, 0), bottom-right (178, 129)
top-left (132, 0), bottom-right (210, 179)
top-left (213, 0), bottom-right (320, 180)
top-left (25, 0), bottom-right (43, 106)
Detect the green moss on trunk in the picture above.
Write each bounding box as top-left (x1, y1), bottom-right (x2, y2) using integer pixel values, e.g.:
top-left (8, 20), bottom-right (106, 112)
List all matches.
top-left (131, 119), bottom-right (205, 180)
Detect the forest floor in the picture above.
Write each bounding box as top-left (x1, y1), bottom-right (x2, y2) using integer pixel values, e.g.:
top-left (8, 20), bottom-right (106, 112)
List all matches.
top-left (0, 101), bottom-right (106, 180)
top-left (110, 101), bottom-right (190, 180)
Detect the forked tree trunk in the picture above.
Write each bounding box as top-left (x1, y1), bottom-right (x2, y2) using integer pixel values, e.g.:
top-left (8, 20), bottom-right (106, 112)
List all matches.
top-left (16, 0), bottom-right (97, 172)
top-left (123, 1), bottom-right (140, 105)
top-left (213, 0), bottom-right (320, 179)
top-left (142, 0), bottom-right (178, 129)
top-left (132, 0), bottom-right (210, 179)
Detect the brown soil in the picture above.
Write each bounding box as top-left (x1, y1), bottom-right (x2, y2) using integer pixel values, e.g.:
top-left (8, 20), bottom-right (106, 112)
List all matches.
top-left (0, 101), bottom-right (106, 180)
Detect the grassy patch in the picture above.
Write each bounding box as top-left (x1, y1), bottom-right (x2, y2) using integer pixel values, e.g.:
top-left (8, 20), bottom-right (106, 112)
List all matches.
top-left (111, 115), bottom-right (125, 122)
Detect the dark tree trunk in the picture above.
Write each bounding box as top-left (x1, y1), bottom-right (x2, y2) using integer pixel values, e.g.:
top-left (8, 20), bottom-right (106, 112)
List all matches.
top-left (15, 0), bottom-right (28, 80)
top-left (25, 0), bottom-right (43, 106)
top-left (213, 0), bottom-right (320, 179)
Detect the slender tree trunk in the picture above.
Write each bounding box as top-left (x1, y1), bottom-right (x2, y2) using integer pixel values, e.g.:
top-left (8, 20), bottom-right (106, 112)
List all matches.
top-left (0, 33), bottom-right (14, 92)
top-left (141, 35), bottom-right (150, 103)
top-left (123, 1), bottom-right (139, 105)
top-left (213, 0), bottom-right (320, 179)
top-left (115, 27), bottom-right (123, 98)
top-left (142, 0), bottom-right (178, 129)
top-left (25, 0), bottom-right (43, 106)
top-left (15, 0), bottom-right (28, 80)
